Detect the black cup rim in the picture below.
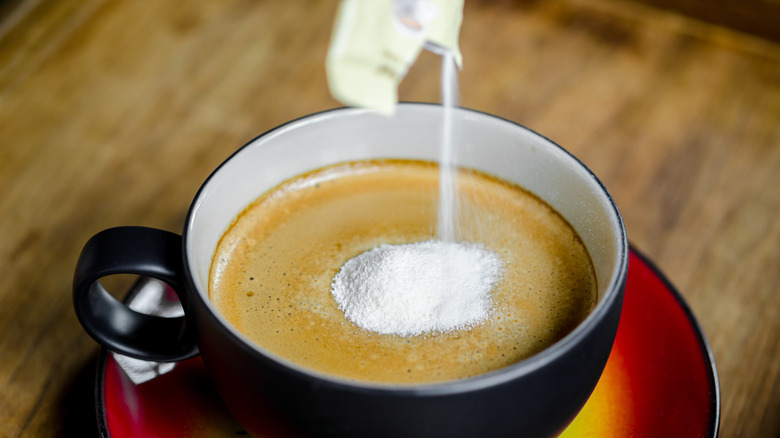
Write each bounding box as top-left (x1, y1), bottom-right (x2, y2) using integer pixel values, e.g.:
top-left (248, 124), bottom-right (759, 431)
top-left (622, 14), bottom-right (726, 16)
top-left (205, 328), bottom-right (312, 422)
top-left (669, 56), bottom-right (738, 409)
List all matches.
top-left (181, 102), bottom-right (629, 396)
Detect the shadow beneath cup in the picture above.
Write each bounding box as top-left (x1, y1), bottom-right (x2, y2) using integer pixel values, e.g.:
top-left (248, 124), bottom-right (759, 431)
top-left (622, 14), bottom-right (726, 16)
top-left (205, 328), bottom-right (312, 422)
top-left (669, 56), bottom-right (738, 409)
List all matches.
top-left (59, 352), bottom-right (101, 438)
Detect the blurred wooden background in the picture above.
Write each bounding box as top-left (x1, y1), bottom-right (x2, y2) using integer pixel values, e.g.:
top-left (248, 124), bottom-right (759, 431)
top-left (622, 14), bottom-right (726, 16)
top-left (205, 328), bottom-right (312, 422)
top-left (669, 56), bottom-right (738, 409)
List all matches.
top-left (627, 0), bottom-right (780, 42)
top-left (0, 0), bottom-right (778, 436)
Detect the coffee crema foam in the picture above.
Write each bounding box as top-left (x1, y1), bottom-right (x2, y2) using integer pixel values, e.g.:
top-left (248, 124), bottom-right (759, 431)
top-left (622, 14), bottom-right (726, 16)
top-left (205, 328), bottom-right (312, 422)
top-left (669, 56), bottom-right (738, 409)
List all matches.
top-left (209, 160), bottom-right (597, 384)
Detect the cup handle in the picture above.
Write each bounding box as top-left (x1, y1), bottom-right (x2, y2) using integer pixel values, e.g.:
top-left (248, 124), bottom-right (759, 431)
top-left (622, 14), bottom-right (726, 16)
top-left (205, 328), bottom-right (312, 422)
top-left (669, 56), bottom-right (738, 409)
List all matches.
top-left (73, 226), bottom-right (199, 362)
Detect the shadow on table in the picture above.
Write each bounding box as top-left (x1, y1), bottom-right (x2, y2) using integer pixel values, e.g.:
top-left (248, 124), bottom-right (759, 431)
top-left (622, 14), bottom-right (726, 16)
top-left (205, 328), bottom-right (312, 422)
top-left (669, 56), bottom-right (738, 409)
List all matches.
top-left (59, 352), bottom-right (101, 438)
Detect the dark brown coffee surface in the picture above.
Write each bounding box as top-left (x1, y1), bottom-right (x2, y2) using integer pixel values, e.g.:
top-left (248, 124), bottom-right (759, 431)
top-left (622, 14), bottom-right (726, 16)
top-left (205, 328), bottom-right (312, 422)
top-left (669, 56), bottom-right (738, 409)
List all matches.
top-left (210, 160), bottom-right (596, 384)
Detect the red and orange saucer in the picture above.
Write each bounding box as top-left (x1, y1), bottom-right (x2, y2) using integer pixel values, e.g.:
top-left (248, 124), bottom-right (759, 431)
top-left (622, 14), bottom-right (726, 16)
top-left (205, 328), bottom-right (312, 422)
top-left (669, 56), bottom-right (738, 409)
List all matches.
top-left (96, 247), bottom-right (720, 437)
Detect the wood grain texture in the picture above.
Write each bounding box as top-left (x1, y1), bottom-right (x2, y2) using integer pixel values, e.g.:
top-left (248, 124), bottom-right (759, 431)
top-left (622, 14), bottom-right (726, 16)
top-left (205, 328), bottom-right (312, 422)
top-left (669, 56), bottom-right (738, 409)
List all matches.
top-left (0, 0), bottom-right (778, 436)
top-left (626, 0), bottom-right (780, 43)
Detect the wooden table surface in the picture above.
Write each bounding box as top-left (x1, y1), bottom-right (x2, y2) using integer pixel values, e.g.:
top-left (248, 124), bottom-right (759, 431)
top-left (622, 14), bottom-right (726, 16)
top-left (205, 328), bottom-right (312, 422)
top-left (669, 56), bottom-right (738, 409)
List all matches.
top-left (1, 0), bottom-right (777, 436)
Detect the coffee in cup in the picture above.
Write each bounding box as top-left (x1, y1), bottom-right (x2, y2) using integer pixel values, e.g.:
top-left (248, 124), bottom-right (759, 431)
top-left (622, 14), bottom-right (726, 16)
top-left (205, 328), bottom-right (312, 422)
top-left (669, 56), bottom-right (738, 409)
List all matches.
top-left (210, 159), bottom-right (597, 384)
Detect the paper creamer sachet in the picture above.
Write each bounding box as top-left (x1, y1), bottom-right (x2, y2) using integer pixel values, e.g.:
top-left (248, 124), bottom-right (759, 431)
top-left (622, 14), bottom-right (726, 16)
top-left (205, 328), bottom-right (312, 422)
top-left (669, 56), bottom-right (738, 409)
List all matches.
top-left (327, 0), bottom-right (464, 115)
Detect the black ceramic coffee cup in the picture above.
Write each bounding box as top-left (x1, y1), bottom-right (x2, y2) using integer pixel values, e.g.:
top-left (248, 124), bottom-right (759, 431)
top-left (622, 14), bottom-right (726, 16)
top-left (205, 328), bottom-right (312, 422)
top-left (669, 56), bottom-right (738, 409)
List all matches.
top-left (74, 104), bottom-right (628, 438)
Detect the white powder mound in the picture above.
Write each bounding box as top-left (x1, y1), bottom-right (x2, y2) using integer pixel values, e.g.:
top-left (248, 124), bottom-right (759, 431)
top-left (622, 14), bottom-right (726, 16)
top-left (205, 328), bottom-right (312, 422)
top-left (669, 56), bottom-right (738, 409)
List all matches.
top-left (330, 240), bottom-right (503, 336)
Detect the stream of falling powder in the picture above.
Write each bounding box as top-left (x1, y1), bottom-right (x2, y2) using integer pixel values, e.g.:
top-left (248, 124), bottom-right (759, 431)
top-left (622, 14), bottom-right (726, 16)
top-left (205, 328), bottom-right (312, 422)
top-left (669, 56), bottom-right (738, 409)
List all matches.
top-left (437, 50), bottom-right (460, 242)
